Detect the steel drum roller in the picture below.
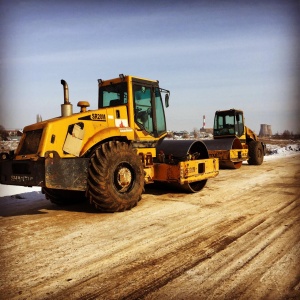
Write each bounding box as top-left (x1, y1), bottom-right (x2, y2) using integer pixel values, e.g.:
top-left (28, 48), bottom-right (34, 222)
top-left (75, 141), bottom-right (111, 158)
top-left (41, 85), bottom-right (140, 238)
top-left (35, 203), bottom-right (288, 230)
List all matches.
top-left (156, 139), bottom-right (209, 161)
top-left (203, 137), bottom-right (243, 169)
top-left (155, 139), bottom-right (209, 192)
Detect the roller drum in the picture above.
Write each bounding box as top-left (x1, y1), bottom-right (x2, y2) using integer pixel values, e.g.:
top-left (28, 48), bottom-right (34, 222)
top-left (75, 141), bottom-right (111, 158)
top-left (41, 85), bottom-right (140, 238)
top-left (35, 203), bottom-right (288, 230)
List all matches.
top-left (155, 139), bottom-right (209, 192)
top-left (203, 137), bottom-right (243, 169)
top-left (203, 137), bottom-right (241, 150)
top-left (156, 139), bottom-right (209, 161)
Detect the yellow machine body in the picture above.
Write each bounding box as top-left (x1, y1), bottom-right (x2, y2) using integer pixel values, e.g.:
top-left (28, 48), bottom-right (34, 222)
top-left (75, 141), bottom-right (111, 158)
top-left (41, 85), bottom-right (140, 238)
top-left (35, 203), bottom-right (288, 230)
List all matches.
top-left (15, 76), bottom-right (163, 160)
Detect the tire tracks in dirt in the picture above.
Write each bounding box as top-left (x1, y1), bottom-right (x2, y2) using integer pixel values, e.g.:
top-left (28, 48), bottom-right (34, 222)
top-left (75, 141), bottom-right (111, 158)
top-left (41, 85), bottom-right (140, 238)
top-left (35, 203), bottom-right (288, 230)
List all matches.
top-left (0, 154), bottom-right (299, 300)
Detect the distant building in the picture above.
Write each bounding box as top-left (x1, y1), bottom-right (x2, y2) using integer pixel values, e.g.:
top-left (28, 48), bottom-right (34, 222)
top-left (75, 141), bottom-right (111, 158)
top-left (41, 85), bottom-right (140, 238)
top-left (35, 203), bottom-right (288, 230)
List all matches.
top-left (259, 124), bottom-right (272, 137)
top-left (200, 127), bottom-right (213, 135)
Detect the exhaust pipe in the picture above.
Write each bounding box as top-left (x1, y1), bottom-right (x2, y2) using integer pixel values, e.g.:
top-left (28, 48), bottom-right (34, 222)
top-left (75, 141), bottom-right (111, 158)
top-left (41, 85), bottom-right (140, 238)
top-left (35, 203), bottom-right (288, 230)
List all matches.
top-left (61, 79), bottom-right (69, 103)
top-left (61, 79), bottom-right (73, 117)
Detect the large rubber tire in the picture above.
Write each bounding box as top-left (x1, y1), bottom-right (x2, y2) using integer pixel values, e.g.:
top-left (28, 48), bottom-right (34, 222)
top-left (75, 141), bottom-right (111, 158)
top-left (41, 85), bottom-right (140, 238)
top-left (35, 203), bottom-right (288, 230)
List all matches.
top-left (43, 188), bottom-right (85, 205)
top-left (248, 141), bottom-right (264, 165)
top-left (87, 141), bottom-right (144, 212)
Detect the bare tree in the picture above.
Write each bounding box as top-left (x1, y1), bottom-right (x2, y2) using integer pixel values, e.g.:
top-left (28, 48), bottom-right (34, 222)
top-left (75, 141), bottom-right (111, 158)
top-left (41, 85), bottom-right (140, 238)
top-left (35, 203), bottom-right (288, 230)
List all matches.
top-left (193, 128), bottom-right (199, 139)
top-left (282, 130), bottom-right (291, 137)
top-left (0, 125), bottom-right (8, 141)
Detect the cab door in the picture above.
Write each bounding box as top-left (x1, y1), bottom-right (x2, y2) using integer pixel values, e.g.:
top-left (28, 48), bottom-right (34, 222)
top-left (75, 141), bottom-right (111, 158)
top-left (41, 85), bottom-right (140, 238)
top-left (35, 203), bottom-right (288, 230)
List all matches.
top-left (133, 82), bottom-right (166, 139)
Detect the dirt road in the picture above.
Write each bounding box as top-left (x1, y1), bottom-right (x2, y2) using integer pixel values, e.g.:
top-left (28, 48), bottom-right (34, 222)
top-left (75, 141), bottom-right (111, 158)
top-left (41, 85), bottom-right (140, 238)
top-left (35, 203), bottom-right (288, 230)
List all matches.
top-left (0, 153), bottom-right (299, 300)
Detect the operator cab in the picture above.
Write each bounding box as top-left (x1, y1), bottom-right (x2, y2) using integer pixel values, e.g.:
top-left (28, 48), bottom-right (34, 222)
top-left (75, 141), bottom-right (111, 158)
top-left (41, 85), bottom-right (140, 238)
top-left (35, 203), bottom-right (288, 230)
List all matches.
top-left (214, 109), bottom-right (244, 138)
top-left (98, 75), bottom-right (169, 139)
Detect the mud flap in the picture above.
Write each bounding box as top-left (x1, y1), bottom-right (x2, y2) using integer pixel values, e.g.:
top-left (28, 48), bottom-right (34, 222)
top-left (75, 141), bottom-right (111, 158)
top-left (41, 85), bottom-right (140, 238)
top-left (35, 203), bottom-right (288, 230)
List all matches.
top-left (45, 152), bottom-right (89, 191)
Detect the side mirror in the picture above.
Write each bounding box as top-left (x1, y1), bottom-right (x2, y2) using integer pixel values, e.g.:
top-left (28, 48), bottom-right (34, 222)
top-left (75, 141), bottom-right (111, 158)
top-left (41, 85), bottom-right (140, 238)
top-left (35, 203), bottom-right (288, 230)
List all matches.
top-left (165, 93), bottom-right (169, 108)
top-left (236, 114), bottom-right (240, 122)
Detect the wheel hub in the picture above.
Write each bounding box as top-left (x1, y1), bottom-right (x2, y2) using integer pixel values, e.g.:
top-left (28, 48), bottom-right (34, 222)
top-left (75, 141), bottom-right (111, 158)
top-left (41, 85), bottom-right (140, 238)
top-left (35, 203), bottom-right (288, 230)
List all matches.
top-left (117, 167), bottom-right (132, 192)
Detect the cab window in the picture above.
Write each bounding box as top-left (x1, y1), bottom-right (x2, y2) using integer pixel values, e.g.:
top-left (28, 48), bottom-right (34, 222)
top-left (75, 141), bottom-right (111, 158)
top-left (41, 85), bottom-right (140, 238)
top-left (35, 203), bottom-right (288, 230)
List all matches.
top-left (98, 82), bottom-right (127, 108)
top-left (133, 85), bottom-right (153, 134)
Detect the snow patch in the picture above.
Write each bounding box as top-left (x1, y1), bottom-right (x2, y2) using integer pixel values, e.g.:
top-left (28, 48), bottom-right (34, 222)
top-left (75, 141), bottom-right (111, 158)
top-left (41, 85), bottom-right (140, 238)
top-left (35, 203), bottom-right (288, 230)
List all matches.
top-left (0, 185), bottom-right (41, 197)
top-left (265, 143), bottom-right (300, 161)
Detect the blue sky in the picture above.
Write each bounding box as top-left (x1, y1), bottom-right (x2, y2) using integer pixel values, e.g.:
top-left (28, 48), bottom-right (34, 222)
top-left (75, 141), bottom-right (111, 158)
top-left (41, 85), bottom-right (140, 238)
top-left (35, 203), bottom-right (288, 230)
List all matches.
top-left (0, 0), bottom-right (299, 134)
